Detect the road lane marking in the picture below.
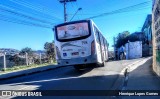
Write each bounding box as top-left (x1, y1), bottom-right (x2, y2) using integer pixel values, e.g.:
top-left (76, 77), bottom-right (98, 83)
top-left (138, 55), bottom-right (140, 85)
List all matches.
top-left (3, 76), bottom-right (82, 86)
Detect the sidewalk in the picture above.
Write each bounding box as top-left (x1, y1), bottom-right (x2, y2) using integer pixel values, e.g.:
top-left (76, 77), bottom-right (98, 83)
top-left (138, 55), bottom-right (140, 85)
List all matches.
top-left (126, 57), bottom-right (160, 90)
top-left (0, 64), bottom-right (65, 80)
top-left (121, 57), bottom-right (160, 99)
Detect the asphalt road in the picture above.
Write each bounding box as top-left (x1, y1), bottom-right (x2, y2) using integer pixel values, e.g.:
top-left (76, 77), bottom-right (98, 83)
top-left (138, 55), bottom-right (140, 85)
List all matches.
top-left (0, 58), bottom-right (141, 99)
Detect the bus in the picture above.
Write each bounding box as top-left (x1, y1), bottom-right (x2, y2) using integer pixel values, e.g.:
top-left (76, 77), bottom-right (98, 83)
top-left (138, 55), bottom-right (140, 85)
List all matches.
top-left (54, 20), bottom-right (109, 70)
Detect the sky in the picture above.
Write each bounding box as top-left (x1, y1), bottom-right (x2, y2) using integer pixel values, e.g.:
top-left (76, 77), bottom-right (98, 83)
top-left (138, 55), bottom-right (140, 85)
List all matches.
top-left (0, 0), bottom-right (152, 51)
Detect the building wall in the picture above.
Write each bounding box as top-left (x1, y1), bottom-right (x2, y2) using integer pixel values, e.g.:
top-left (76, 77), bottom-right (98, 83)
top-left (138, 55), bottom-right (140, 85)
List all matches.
top-left (125, 41), bottom-right (142, 59)
top-left (142, 14), bottom-right (152, 56)
top-left (149, 25), bottom-right (153, 55)
top-left (152, 0), bottom-right (160, 76)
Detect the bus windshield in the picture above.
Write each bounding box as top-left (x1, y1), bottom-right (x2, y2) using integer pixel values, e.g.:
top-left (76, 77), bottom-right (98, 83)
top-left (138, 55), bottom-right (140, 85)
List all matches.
top-left (56, 22), bottom-right (90, 41)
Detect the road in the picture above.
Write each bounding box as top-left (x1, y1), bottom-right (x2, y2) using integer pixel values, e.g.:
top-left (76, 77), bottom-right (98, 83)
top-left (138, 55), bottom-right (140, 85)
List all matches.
top-left (0, 58), bottom-right (150, 99)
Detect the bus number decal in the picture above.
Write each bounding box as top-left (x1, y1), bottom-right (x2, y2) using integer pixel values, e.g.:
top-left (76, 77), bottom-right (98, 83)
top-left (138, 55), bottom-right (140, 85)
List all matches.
top-left (63, 49), bottom-right (73, 51)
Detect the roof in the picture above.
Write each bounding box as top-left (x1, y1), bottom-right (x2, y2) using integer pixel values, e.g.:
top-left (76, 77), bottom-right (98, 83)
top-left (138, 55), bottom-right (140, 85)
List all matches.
top-left (141, 14), bottom-right (152, 31)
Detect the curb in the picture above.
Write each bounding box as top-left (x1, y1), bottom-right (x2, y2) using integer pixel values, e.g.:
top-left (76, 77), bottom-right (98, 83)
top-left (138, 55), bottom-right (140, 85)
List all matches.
top-left (110, 59), bottom-right (143, 90)
top-left (0, 65), bottom-right (68, 80)
top-left (121, 57), bottom-right (152, 90)
top-left (126, 57), bottom-right (152, 73)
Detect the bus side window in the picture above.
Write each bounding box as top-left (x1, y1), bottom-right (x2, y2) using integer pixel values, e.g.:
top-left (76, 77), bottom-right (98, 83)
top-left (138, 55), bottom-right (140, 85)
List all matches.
top-left (103, 37), bottom-right (106, 51)
top-left (106, 41), bottom-right (109, 50)
top-left (100, 35), bottom-right (104, 48)
top-left (95, 28), bottom-right (100, 44)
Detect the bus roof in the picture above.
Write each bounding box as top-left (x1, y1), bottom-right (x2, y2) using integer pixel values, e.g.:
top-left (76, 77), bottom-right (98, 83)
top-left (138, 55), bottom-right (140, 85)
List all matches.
top-left (54, 19), bottom-right (93, 27)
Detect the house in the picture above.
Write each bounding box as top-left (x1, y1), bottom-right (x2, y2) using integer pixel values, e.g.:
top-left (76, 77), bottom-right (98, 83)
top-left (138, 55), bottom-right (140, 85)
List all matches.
top-left (141, 14), bottom-right (152, 56)
top-left (128, 32), bottom-right (144, 42)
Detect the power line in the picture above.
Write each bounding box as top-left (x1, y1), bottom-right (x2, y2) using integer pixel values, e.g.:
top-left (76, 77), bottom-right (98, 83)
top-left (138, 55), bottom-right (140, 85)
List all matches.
top-left (1, 1), bottom-right (60, 22)
top-left (88, 2), bottom-right (151, 19)
top-left (86, 1), bottom-right (151, 19)
top-left (100, 6), bottom-right (150, 15)
top-left (0, 5), bottom-right (56, 25)
top-left (0, 14), bottom-right (52, 28)
top-left (9, 0), bottom-right (62, 21)
top-left (67, 6), bottom-right (150, 17)
top-left (0, 18), bottom-right (52, 28)
top-left (0, 17), bottom-right (52, 28)
top-left (0, 16), bottom-right (52, 28)
top-left (0, 0), bottom-right (151, 28)
top-left (63, 5), bottom-right (150, 16)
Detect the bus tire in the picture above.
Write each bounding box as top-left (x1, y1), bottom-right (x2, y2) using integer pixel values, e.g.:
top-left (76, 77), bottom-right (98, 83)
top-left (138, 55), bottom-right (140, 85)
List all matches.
top-left (101, 62), bottom-right (105, 67)
top-left (97, 62), bottom-right (104, 67)
top-left (74, 65), bottom-right (85, 71)
top-left (101, 57), bottom-right (105, 67)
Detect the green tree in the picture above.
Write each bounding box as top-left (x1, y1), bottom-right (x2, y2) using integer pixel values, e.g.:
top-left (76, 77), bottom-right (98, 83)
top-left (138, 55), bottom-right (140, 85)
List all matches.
top-left (19, 47), bottom-right (34, 64)
top-left (128, 33), bottom-right (141, 42)
top-left (9, 54), bottom-right (21, 66)
top-left (116, 31), bottom-right (130, 48)
top-left (44, 41), bottom-right (55, 63)
top-left (19, 47), bottom-right (33, 56)
top-left (34, 58), bottom-right (40, 64)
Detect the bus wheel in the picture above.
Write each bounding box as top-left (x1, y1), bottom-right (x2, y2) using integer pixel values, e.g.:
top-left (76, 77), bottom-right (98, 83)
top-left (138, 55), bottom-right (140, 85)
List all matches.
top-left (74, 65), bottom-right (85, 71)
top-left (96, 62), bottom-right (104, 67)
top-left (100, 60), bottom-right (105, 67)
top-left (101, 62), bottom-right (105, 67)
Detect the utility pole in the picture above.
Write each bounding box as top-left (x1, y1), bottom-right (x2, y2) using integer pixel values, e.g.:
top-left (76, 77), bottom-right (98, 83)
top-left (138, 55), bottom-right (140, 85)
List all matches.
top-left (59, 0), bottom-right (76, 22)
top-left (25, 52), bottom-right (28, 66)
top-left (39, 53), bottom-right (42, 64)
top-left (3, 52), bottom-right (6, 71)
top-left (113, 37), bottom-right (116, 60)
top-left (128, 40), bottom-right (130, 60)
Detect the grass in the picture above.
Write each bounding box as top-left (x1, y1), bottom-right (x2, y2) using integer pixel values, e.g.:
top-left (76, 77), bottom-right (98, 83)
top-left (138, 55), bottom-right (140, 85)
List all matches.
top-left (0, 62), bottom-right (57, 74)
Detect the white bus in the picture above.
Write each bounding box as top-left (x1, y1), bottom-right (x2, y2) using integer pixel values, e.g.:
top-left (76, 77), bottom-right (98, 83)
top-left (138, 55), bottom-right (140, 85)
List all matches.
top-left (54, 20), bottom-right (109, 70)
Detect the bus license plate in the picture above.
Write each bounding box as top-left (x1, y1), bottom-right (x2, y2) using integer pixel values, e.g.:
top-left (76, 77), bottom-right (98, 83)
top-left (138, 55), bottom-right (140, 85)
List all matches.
top-left (72, 52), bottom-right (79, 55)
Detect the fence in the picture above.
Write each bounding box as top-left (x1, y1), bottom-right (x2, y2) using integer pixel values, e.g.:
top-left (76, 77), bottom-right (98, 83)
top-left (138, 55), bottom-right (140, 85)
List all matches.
top-left (0, 54), bottom-right (54, 71)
